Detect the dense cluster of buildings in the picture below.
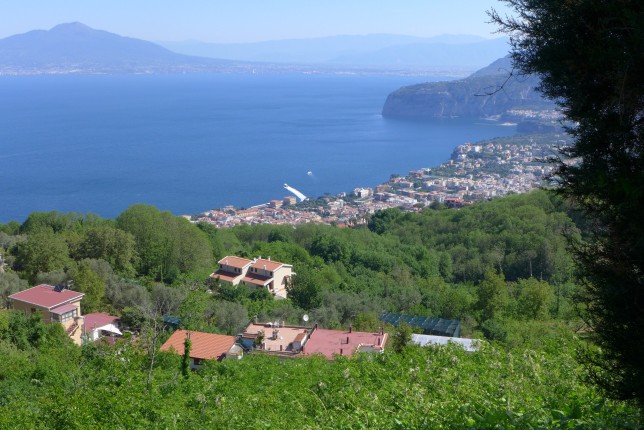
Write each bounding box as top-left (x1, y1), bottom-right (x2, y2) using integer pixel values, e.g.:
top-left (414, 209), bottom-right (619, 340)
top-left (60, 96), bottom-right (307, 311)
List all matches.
top-left (159, 321), bottom-right (388, 369)
top-left (6, 278), bottom-right (478, 369)
top-left (157, 312), bottom-right (477, 369)
top-left (190, 136), bottom-right (564, 228)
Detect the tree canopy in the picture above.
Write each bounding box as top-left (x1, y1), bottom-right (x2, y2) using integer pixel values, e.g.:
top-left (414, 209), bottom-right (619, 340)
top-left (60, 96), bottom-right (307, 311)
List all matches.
top-left (491, 0), bottom-right (644, 405)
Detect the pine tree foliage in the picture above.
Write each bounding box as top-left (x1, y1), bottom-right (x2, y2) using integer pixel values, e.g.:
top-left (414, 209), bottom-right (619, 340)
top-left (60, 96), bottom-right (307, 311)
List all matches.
top-left (491, 0), bottom-right (644, 404)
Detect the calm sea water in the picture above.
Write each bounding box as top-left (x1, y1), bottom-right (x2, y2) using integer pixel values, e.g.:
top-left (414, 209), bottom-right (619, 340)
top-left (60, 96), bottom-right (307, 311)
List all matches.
top-left (0, 74), bottom-right (516, 223)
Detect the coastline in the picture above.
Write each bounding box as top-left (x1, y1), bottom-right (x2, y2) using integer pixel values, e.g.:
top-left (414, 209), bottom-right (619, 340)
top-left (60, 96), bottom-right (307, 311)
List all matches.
top-left (189, 132), bottom-right (567, 228)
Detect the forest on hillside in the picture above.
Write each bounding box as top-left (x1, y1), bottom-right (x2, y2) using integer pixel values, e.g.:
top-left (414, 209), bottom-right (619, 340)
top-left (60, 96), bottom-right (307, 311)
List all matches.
top-left (0, 191), bottom-right (641, 426)
top-left (1, 190), bottom-right (579, 341)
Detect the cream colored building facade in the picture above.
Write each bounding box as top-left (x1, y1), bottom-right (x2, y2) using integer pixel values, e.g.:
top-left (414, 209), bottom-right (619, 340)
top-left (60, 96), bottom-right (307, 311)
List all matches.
top-left (210, 256), bottom-right (293, 298)
top-left (9, 284), bottom-right (85, 345)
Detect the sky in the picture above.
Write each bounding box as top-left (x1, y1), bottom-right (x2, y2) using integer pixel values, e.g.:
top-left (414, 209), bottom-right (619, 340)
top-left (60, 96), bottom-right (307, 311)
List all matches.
top-left (0, 1), bottom-right (513, 43)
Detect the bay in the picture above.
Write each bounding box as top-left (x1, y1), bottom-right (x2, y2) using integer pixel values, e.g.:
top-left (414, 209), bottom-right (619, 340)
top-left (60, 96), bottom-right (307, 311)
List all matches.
top-left (0, 74), bottom-right (516, 223)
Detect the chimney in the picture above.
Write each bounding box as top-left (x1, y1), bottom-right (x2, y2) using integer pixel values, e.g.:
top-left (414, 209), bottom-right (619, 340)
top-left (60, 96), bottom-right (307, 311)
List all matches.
top-left (349, 325), bottom-right (352, 333)
top-left (380, 326), bottom-right (384, 335)
top-left (268, 256), bottom-right (271, 261)
top-left (314, 323), bottom-right (318, 330)
top-left (340, 348), bottom-right (343, 355)
top-left (346, 336), bottom-right (350, 344)
top-left (377, 337), bottom-right (381, 346)
top-left (280, 344), bottom-right (283, 351)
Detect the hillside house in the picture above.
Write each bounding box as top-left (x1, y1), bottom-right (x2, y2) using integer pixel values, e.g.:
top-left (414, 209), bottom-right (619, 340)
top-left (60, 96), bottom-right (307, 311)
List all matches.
top-left (82, 312), bottom-right (122, 344)
top-left (160, 330), bottom-right (238, 368)
top-left (8, 284), bottom-right (85, 345)
top-left (239, 321), bottom-right (311, 356)
top-left (210, 256), bottom-right (293, 298)
top-left (302, 326), bottom-right (387, 360)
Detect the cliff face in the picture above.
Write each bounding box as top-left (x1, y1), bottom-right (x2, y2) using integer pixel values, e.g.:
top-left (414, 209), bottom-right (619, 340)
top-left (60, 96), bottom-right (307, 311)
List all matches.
top-left (382, 57), bottom-right (555, 119)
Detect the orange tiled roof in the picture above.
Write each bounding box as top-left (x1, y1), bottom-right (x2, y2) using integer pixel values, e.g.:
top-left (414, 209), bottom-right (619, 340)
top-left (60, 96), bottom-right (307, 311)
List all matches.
top-left (160, 330), bottom-right (236, 361)
top-left (242, 273), bottom-right (272, 286)
top-left (217, 256), bottom-right (252, 269)
top-left (210, 269), bottom-right (240, 282)
top-left (250, 258), bottom-right (284, 272)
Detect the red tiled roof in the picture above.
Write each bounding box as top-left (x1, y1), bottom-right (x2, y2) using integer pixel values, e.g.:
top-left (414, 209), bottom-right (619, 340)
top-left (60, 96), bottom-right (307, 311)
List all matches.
top-left (242, 273), bottom-right (271, 286)
top-left (210, 269), bottom-right (240, 283)
top-left (303, 328), bottom-right (387, 360)
top-left (160, 330), bottom-right (236, 361)
top-left (50, 303), bottom-right (78, 315)
top-left (217, 256), bottom-right (252, 269)
top-left (83, 312), bottom-right (120, 332)
top-left (250, 258), bottom-right (284, 272)
top-left (8, 284), bottom-right (84, 309)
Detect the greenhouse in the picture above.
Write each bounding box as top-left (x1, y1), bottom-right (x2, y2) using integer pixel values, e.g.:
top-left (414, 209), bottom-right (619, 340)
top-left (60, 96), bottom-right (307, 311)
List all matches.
top-left (379, 313), bottom-right (461, 337)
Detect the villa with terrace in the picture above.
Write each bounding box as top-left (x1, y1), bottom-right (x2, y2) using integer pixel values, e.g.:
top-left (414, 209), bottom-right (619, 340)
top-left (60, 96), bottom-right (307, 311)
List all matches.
top-left (210, 256), bottom-right (293, 298)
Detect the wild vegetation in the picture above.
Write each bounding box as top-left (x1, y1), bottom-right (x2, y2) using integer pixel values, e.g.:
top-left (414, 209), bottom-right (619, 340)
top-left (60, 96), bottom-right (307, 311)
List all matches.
top-left (0, 190), bottom-right (641, 426)
top-left (2, 191), bottom-right (578, 337)
top-left (0, 318), bottom-right (638, 429)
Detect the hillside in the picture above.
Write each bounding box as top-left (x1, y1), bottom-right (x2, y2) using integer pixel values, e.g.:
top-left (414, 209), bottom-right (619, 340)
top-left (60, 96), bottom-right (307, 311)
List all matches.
top-left (0, 22), bottom-right (241, 75)
top-left (382, 56), bottom-right (558, 121)
top-left (0, 192), bottom-right (640, 427)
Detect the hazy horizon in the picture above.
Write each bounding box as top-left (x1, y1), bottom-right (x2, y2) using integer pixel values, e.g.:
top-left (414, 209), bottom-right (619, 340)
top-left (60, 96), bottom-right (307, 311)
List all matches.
top-left (0, 1), bottom-right (512, 44)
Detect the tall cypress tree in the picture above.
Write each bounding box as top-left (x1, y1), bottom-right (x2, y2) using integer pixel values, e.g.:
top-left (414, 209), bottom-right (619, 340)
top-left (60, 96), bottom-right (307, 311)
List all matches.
top-left (491, 1), bottom-right (644, 404)
top-left (182, 335), bottom-right (192, 378)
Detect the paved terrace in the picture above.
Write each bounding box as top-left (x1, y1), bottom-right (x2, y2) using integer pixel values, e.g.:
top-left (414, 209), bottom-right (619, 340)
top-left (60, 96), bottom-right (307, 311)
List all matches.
top-left (242, 322), bottom-right (310, 354)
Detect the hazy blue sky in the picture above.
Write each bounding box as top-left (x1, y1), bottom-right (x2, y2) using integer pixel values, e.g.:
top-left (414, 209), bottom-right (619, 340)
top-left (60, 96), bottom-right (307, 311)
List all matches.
top-left (0, 1), bottom-right (513, 43)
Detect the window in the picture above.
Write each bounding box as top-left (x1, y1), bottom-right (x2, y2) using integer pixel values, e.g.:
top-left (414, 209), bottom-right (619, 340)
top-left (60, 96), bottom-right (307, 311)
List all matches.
top-left (60, 308), bottom-right (78, 323)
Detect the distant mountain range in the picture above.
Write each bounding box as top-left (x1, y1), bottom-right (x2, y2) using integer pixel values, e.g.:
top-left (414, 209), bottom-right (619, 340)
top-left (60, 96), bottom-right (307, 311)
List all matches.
top-left (0, 22), bottom-right (250, 75)
top-left (0, 23), bottom-right (511, 76)
top-left (159, 34), bottom-right (510, 70)
top-left (382, 56), bottom-right (559, 127)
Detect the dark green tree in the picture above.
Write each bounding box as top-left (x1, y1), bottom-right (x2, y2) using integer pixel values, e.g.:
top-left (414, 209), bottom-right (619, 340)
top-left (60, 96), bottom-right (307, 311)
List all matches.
top-left (516, 278), bottom-right (553, 321)
top-left (69, 260), bottom-right (106, 314)
top-left (491, 1), bottom-right (644, 404)
top-left (0, 272), bottom-right (28, 308)
top-left (476, 270), bottom-right (509, 323)
top-left (211, 300), bottom-right (248, 335)
top-left (391, 322), bottom-right (412, 353)
top-left (181, 336), bottom-right (192, 378)
top-left (15, 228), bottom-right (70, 281)
top-left (117, 205), bottom-right (213, 282)
top-left (286, 265), bottom-right (323, 310)
top-left (76, 226), bottom-right (138, 276)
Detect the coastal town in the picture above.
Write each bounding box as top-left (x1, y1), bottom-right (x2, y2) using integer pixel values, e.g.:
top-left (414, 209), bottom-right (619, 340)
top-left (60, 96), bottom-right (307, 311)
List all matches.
top-left (190, 133), bottom-right (570, 228)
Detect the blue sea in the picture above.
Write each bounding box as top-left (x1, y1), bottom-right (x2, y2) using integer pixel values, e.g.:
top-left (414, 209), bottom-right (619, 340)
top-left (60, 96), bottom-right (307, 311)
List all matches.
top-left (0, 74), bottom-right (517, 223)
